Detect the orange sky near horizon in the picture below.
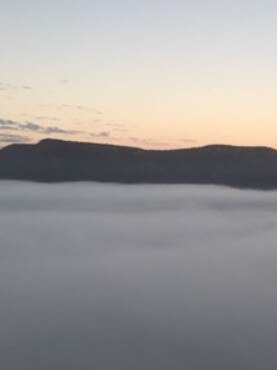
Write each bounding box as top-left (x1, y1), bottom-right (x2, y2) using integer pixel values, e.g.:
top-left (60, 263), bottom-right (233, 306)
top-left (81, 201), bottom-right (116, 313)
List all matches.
top-left (1, 1), bottom-right (277, 149)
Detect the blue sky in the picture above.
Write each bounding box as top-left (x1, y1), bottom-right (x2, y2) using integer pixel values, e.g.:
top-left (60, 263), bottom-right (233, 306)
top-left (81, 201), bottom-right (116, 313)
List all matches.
top-left (1, 0), bottom-right (277, 147)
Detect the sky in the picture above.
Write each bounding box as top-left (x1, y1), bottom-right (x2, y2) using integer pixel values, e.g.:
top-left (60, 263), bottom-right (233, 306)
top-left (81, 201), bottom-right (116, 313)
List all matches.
top-left (2, 182), bottom-right (277, 369)
top-left (1, 0), bottom-right (277, 148)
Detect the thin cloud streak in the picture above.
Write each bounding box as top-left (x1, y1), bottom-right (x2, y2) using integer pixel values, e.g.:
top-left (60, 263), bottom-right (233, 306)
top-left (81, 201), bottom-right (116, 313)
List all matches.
top-left (0, 134), bottom-right (30, 143)
top-left (0, 118), bottom-right (81, 136)
top-left (90, 131), bottom-right (110, 138)
top-left (0, 82), bottom-right (32, 91)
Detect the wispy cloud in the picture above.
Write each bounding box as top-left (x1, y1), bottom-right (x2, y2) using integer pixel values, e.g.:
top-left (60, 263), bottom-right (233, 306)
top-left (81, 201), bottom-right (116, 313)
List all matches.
top-left (0, 118), bottom-right (80, 136)
top-left (0, 82), bottom-right (32, 91)
top-left (0, 119), bottom-right (18, 127)
top-left (44, 126), bottom-right (80, 135)
top-left (35, 116), bottom-right (60, 122)
top-left (90, 131), bottom-right (110, 138)
top-left (180, 138), bottom-right (197, 144)
top-left (0, 133), bottom-right (30, 144)
top-left (22, 85), bottom-right (32, 90)
top-left (20, 122), bottom-right (80, 135)
top-left (0, 126), bottom-right (18, 131)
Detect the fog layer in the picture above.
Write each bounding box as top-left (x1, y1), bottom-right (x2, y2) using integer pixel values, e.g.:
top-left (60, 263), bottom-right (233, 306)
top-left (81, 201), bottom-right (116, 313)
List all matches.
top-left (1, 182), bottom-right (277, 370)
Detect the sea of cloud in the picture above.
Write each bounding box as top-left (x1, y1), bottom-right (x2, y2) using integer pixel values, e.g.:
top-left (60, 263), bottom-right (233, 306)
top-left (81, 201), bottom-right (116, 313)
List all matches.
top-left (1, 182), bottom-right (277, 370)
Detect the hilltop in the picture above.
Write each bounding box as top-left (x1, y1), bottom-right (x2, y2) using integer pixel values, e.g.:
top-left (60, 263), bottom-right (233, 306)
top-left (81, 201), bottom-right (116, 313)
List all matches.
top-left (0, 139), bottom-right (277, 189)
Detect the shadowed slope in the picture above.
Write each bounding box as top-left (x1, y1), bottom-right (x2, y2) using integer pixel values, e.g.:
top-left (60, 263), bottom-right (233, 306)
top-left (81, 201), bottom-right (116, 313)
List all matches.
top-left (0, 139), bottom-right (277, 189)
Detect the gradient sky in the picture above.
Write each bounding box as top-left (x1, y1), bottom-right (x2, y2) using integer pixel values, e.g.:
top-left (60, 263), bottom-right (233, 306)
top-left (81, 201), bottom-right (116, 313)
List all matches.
top-left (1, 0), bottom-right (277, 148)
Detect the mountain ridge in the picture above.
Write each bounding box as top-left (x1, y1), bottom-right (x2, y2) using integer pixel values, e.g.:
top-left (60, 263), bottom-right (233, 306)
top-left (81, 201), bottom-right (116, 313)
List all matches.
top-left (1, 138), bottom-right (277, 189)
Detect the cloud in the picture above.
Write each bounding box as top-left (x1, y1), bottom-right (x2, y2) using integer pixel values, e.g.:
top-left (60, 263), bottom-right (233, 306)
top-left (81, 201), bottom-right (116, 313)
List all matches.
top-left (35, 116), bottom-right (60, 122)
top-left (0, 133), bottom-right (30, 143)
top-left (20, 122), bottom-right (42, 132)
top-left (0, 83), bottom-right (12, 91)
top-left (0, 118), bottom-right (80, 136)
top-left (20, 121), bottom-right (80, 135)
top-left (0, 82), bottom-right (32, 91)
top-left (61, 79), bottom-right (70, 84)
top-left (0, 119), bottom-right (18, 127)
top-left (44, 126), bottom-right (79, 135)
top-left (0, 126), bottom-right (18, 131)
top-left (21, 85), bottom-right (32, 90)
top-left (90, 131), bottom-right (110, 138)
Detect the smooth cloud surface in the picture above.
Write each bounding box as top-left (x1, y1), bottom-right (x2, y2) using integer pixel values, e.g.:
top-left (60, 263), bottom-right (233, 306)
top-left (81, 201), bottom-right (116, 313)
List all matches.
top-left (1, 183), bottom-right (277, 370)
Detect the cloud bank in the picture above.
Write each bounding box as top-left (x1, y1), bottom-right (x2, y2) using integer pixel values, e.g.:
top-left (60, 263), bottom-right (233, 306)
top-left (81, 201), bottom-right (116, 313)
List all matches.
top-left (1, 183), bottom-right (277, 370)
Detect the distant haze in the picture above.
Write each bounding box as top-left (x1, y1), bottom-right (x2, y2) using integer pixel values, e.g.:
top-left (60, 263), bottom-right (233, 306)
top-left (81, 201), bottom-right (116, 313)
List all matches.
top-left (1, 182), bottom-right (277, 369)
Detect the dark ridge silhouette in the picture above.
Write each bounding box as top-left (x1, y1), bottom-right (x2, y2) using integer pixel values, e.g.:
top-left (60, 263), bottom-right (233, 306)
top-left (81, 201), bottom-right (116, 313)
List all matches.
top-left (1, 138), bottom-right (277, 189)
